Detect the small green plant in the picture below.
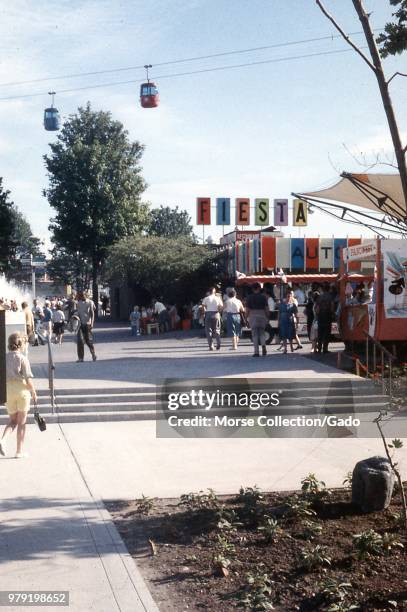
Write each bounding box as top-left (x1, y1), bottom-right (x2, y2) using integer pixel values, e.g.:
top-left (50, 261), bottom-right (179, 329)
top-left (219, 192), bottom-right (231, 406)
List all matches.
top-left (285, 495), bottom-right (317, 520)
top-left (212, 553), bottom-right (231, 577)
top-left (238, 485), bottom-right (264, 507)
top-left (389, 511), bottom-right (404, 527)
top-left (342, 471), bottom-right (353, 489)
top-left (238, 566), bottom-right (275, 610)
top-left (352, 529), bottom-right (382, 559)
top-left (257, 517), bottom-right (282, 543)
top-left (216, 506), bottom-right (242, 532)
top-left (301, 473), bottom-right (330, 500)
top-left (381, 532), bottom-right (404, 554)
top-left (134, 494), bottom-right (156, 515)
top-left (216, 533), bottom-right (236, 555)
top-left (317, 576), bottom-right (358, 611)
top-left (299, 519), bottom-right (323, 541)
top-left (300, 545), bottom-right (332, 570)
top-left (179, 489), bottom-right (219, 511)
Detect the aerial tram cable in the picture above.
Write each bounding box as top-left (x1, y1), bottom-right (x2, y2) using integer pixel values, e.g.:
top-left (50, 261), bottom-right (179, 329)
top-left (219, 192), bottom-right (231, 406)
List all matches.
top-left (0, 29), bottom-right (382, 90)
top-left (0, 45), bottom-right (367, 103)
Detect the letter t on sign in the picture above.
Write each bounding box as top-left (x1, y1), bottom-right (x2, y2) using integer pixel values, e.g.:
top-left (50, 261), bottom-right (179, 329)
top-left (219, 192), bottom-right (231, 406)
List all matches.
top-left (273, 199), bottom-right (288, 226)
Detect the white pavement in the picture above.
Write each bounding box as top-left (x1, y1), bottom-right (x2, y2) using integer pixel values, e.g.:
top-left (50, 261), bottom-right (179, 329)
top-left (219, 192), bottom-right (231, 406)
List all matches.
top-left (0, 422), bottom-right (158, 612)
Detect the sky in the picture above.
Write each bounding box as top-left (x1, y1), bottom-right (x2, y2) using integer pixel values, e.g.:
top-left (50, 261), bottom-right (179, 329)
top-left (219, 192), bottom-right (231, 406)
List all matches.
top-left (0, 0), bottom-right (406, 251)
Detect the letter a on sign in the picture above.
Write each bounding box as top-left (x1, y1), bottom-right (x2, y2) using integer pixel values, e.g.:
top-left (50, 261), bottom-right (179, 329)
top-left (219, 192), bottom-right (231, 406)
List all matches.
top-left (216, 198), bottom-right (231, 225)
top-left (273, 199), bottom-right (288, 226)
top-left (293, 199), bottom-right (308, 226)
top-left (255, 198), bottom-right (269, 226)
top-left (235, 198), bottom-right (250, 225)
top-left (196, 197), bottom-right (211, 225)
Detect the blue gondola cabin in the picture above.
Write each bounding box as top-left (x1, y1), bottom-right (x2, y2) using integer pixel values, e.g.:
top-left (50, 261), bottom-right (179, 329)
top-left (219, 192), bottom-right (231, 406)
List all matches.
top-left (44, 107), bottom-right (60, 131)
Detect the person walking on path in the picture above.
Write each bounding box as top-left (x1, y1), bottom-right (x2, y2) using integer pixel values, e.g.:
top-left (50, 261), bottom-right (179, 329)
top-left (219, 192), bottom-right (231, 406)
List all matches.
top-left (246, 282), bottom-right (269, 357)
top-left (278, 293), bottom-right (298, 353)
top-left (22, 301), bottom-right (35, 349)
top-left (52, 303), bottom-right (66, 345)
top-left (129, 306), bottom-right (141, 336)
top-left (0, 332), bottom-right (37, 458)
top-left (315, 283), bottom-right (335, 354)
top-left (32, 299), bottom-right (46, 345)
top-left (42, 300), bottom-right (53, 340)
top-left (202, 287), bottom-right (223, 351)
top-left (224, 288), bottom-right (245, 350)
top-left (76, 291), bottom-right (97, 362)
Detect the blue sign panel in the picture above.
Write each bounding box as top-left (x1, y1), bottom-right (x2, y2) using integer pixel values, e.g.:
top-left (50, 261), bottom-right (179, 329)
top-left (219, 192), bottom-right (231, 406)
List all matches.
top-left (334, 238), bottom-right (347, 270)
top-left (216, 198), bottom-right (231, 225)
top-left (291, 238), bottom-right (305, 270)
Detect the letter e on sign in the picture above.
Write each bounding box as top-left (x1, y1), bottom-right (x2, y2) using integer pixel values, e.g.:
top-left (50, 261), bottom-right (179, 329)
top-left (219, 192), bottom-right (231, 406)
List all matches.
top-left (236, 198), bottom-right (250, 225)
top-left (197, 198), bottom-right (211, 225)
top-left (293, 199), bottom-right (308, 226)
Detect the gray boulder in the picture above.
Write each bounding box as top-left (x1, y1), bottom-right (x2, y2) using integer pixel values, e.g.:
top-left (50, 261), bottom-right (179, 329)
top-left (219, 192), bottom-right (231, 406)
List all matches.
top-left (352, 456), bottom-right (395, 513)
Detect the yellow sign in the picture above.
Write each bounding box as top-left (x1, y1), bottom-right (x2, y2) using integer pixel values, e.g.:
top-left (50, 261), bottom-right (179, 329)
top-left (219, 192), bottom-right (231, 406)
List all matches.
top-left (293, 199), bottom-right (308, 226)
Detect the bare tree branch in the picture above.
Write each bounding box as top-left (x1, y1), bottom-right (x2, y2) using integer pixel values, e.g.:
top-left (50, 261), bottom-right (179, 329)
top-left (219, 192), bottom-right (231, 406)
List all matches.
top-left (387, 71), bottom-right (407, 85)
top-left (315, 0), bottom-right (376, 72)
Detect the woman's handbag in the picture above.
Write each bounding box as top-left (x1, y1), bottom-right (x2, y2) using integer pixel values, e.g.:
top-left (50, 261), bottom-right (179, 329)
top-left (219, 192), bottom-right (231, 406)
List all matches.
top-left (33, 400), bottom-right (47, 432)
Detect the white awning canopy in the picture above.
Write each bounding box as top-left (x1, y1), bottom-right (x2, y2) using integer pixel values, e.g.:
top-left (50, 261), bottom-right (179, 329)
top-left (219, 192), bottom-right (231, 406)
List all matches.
top-left (301, 173), bottom-right (405, 221)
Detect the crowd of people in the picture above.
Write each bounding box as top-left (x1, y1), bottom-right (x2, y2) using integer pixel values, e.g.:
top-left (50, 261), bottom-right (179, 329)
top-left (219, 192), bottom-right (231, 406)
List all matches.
top-left (1, 292), bottom-right (98, 362)
top-left (199, 281), bottom-right (340, 357)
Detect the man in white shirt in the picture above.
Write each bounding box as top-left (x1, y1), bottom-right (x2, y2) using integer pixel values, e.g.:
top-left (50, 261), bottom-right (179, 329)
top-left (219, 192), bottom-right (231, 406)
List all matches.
top-left (293, 284), bottom-right (306, 305)
top-left (202, 287), bottom-right (223, 351)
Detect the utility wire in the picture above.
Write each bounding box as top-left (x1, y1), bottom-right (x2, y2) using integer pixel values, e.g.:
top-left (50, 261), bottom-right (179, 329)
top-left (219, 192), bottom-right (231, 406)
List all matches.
top-left (0, 29), bottom-right (380, 89)
top-left (0, 46), bottom-right (367, 102)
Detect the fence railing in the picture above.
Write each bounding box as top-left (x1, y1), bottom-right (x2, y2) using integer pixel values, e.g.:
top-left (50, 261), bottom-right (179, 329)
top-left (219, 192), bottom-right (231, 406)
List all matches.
top-left (357, 331), bottom-right (397, 398)
top-left (47, 336), bottom-right (56, 413)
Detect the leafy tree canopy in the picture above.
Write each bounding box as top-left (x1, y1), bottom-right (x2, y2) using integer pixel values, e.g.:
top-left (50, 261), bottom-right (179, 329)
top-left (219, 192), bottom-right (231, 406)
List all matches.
top-left (47, 247), bottom-right (92, 291)
top-left (147, 205), bottom-right (195, 239)
top-left (377, 0), bottom-right (407, 57)
top-left (44, 102), bottom-right (149, 303)
top-left (105, 235), bottom-right (221, 304)
top-left (0, 178), bottom-right (16, 273)
top-left (12, 207), bottom-right (44, 259)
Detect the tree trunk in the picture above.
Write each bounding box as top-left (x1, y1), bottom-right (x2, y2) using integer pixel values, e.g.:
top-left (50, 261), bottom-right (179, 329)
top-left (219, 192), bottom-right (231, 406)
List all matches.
top-left (92, 256), bottom-right (99, 320)
top-left (352, 0), bottom-right (407, 218)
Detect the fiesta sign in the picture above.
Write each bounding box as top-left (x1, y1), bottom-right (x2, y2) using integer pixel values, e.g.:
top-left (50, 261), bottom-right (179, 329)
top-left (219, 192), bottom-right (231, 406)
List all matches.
top-left (196, 197), bottom-right (308, 227)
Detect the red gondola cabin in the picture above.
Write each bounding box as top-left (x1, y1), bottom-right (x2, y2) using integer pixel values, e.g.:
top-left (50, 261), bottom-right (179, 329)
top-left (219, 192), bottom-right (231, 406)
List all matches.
top-left (140, 82), bottom-right (159, 108)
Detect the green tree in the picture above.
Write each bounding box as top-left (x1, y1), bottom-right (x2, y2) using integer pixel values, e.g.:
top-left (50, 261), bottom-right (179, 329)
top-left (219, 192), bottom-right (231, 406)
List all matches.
top-left (148, 205), bottom-right (195, 239)
top-left (377, 0), bottom-right (407, 58)
top-left (105, 235), bottom-right (220, 304)
top-left (47, 247), bottom-right (92, 291)
top-left (0, 178), bottom-right (16, 274)
top-left (12, 208), bottom-right (43, 258)
top-left (316, 0), bottom-right (407, 215)
top-left (44, 102), bottom-right (149, 309)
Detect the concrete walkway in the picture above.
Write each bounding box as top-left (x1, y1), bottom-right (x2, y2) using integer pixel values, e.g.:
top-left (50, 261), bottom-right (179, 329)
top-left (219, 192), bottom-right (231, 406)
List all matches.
top-left (0, 421), bottom-right (158, 612)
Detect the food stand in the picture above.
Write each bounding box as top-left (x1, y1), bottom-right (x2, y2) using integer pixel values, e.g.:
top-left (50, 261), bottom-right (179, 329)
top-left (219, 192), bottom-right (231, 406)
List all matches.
top-left (339, 238), bottom-right (407, 359)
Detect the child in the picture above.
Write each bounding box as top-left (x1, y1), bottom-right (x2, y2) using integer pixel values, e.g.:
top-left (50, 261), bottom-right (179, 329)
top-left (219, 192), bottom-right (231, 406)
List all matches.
top-left (129, 306), bottom-right (141, 336)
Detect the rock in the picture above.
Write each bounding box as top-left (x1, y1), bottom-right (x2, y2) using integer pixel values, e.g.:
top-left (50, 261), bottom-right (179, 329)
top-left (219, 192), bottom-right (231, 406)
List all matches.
top-left (352, 456), bottom-right (395, 513)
